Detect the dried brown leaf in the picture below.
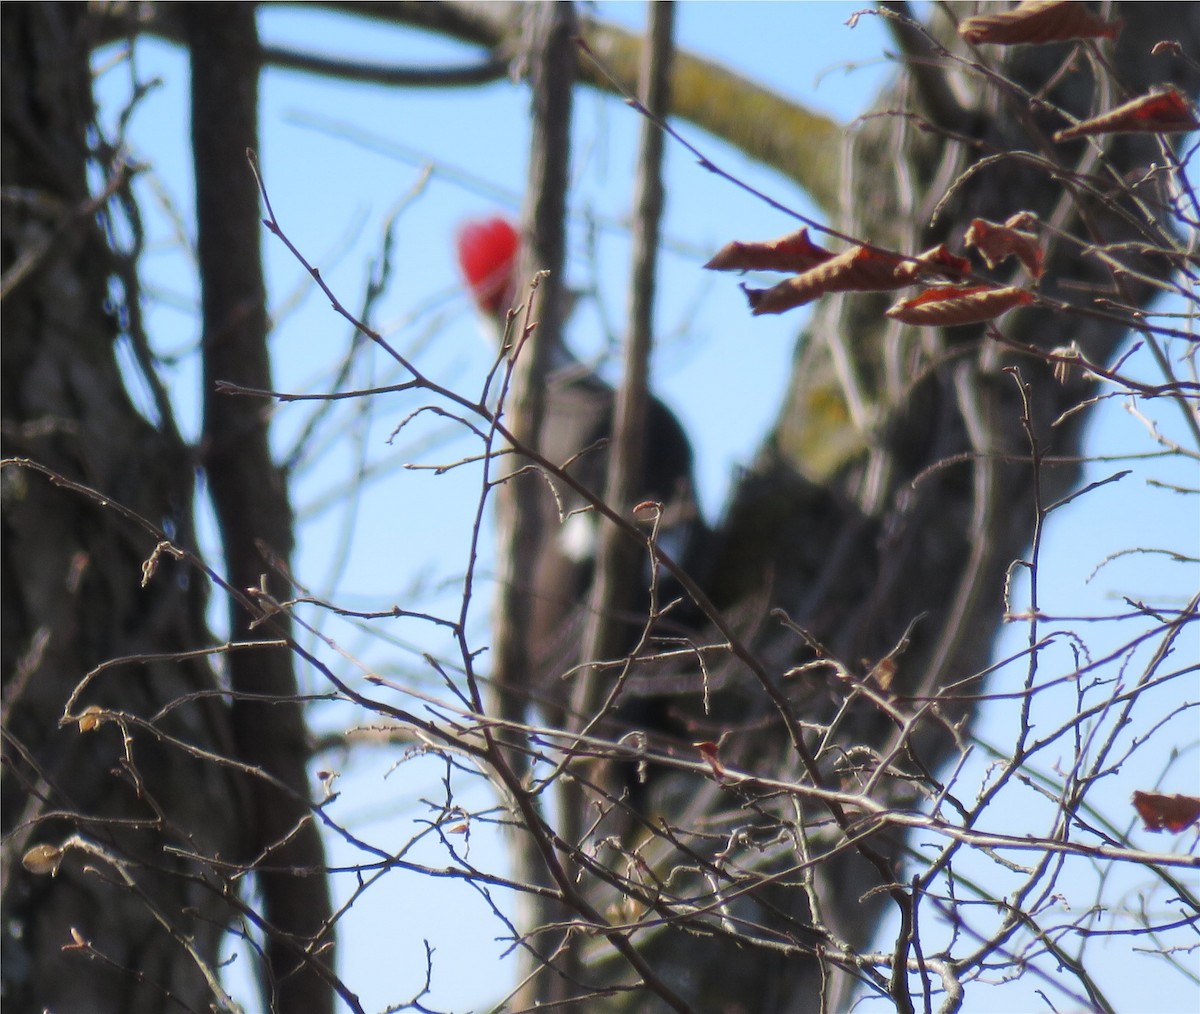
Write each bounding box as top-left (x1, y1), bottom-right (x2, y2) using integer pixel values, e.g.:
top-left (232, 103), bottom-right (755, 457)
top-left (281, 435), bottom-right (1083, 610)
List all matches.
top-left (743, 243), bottom-right (970, 316)
top-left (1132, 791), bottom-right (1200, 833)
top-left (965, 217), bottom-right (1045, 277)
top-left (886, 285), bottom-right (1034, 326)
top-left (78, 705), bottom-right (104, 733)
top-left (22, 843), bottom-right (64, 876)
top-left (912, 244), bottom-right (972, 281)
top-left (867, 657), bottom-right (897, 691)
top-left (959, 0), bottom-right (1121, 46)
top-left (1055, 87), bottom-right (1200, 141)
top-left (745, 245), bottom-right (915, 315)
top-left (705, 227), bottom-right (834, 273)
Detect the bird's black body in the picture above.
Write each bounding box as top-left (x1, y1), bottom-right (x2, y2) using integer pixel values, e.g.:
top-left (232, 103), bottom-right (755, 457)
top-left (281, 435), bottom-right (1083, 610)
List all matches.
top-left (512, 360), bottom-right (707, 817)
top-left (524, 365), bottom-right (705, 688)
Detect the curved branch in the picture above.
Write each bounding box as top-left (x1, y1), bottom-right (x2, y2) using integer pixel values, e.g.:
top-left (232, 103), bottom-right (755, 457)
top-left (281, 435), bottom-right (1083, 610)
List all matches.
top-left (97, 0), bottom-right (845, 209)
top-left (258, 43), bottom-right (509, 87)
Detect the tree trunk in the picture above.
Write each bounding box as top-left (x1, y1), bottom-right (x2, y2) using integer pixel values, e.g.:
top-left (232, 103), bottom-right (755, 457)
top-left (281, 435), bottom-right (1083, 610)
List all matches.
top-left (1, 6), bottom-right (242, 1012)
top-left (184, 8), bottom-right (335, 1010)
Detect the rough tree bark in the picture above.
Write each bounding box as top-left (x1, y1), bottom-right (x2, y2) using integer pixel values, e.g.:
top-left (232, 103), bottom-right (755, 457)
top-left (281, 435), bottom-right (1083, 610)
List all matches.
top-left (1, 7), bottom-right (242, 1012)
top-left (2, 6), bottom-right (335, 1013)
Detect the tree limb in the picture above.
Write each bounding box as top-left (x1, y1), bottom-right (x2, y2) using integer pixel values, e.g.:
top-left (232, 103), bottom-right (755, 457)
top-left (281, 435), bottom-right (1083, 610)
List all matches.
top-left (184, 8), bottom-right (334, 1012)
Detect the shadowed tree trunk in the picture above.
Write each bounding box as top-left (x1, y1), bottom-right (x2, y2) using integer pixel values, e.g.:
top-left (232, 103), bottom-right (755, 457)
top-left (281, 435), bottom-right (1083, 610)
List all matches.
top-left (1, 6), bottom-right (243, 1012)
top-left (184, 8), bottom-right (335, 1010)
top-left (2, 6), bottom-right (334, 1013)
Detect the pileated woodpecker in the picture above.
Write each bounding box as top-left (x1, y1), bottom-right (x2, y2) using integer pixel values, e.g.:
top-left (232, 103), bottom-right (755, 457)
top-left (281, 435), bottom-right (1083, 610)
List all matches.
top-left (456, 216), bottom-right (706, 748)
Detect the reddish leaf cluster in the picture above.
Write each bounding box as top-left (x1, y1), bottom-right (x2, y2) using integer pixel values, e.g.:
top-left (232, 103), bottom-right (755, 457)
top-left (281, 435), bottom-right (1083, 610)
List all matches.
top-left (707, 229), bottom-right (971, 317)
top-left (959, 1), bottom-right (1122, 46)
top-left (1132, 791), bottom-right (1200, 834)
top-left (709, 218), bottom-right (1047, 327)
top-left (709, 9), bottom-right (1194, 329)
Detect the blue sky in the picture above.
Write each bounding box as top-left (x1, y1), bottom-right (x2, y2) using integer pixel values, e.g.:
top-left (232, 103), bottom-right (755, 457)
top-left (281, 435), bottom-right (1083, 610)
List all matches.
top-left (92, 4), bottom-right (1198, 1011)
